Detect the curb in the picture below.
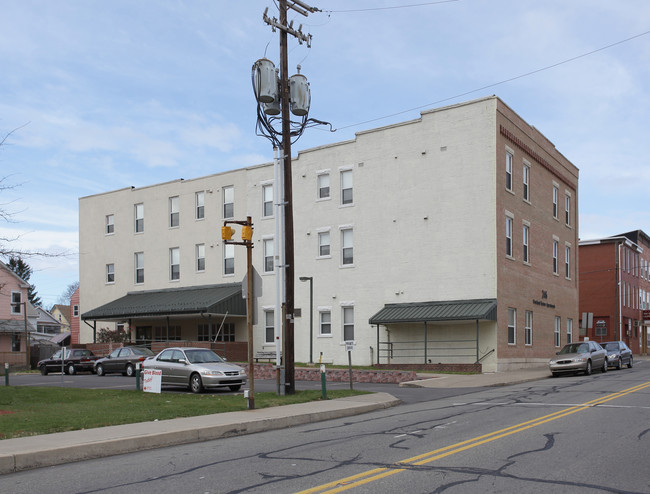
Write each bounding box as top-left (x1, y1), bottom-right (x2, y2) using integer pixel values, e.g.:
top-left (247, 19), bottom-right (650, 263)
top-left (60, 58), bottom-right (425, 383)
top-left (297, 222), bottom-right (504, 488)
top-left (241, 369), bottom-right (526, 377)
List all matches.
top-left (0, 392), bottom-right (400, 474)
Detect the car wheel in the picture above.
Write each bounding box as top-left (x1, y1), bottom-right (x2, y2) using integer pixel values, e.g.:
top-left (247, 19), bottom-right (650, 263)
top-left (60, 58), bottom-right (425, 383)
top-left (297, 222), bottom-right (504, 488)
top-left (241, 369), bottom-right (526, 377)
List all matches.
top-left (229, 385), bottom-right (241, 391)
top-left (40, 365), bottom-right (48, 376)
top-left (126, 364), bottom-right (135, 377)
top-left (602, 359), bottom-right (608, 373)
top-left (584, 360), bottom-right (592, 376)
top-left (96, 364), bottom-right (105, 376)
top-left (190, 373), bottom-right (204, 393)
top-left (67, 363), bottom-right (76, 375)
top-left (628, 356), bottom-right (633, 369)
top-left (616, 358), bottom-right (622, 370)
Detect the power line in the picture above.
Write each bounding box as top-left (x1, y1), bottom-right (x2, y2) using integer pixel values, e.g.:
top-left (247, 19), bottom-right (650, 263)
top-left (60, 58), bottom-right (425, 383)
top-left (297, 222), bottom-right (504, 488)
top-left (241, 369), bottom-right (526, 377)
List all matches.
top-left (330, 29), bottom-right (650, 132)
top-left (323, 0), bottom-right (458, 13)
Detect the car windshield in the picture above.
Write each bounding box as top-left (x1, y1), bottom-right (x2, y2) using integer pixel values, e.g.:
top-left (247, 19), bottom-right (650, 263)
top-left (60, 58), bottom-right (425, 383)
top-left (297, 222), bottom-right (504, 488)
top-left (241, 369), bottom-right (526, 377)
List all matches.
top-left (559, 343), bottom-right (589, 355)
top-left (603, 343), bottom-right (619, 351)
top-left (185, 349), bottom-right (224, 364)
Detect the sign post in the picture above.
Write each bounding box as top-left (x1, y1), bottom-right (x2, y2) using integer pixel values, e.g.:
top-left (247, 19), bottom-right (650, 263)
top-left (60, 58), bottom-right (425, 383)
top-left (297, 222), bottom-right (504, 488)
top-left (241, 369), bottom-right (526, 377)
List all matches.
top-left (345, 340), bottom-right (354, 390)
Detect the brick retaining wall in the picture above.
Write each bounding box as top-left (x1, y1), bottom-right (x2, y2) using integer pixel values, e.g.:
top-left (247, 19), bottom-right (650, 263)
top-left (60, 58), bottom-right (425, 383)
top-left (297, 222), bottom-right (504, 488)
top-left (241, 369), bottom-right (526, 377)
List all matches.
top-left (253, 364), bottom-right (418, 383)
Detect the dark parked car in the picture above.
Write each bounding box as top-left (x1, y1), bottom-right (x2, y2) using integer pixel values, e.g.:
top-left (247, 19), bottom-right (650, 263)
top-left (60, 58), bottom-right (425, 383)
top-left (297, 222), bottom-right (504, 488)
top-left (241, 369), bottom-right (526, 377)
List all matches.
top-left (94, 347), bottom-right (155, 377)
top-left (141, 347), bottom-right (247, 393)
top-left (602, 341), bottom-right (633, 370)
top-left (38, 348), bottom-right (99, 375)
top-left (549, 341), bottom-right (608, 377)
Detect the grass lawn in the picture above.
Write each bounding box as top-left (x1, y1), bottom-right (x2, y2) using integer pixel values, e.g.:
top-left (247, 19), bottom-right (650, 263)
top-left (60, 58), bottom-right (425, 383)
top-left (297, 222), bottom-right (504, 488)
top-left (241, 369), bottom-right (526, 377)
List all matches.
top-left (0, 386), bottom-right (367, 440)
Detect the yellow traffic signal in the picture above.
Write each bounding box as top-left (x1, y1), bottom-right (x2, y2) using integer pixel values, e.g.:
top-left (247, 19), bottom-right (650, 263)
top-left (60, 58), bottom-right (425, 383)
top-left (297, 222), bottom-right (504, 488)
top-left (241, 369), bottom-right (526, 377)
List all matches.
top-left (242, 225), bottom-right (253, 242)
top-left (221, 225), bottom-right (235, 241)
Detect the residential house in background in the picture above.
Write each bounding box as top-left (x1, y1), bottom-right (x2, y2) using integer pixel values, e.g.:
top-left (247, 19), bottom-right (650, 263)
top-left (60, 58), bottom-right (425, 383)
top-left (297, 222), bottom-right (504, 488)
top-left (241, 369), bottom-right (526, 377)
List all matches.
top-left (70, 287), bottom-right (80, 345)
top-left (50, 304), bottom-right (71, 333)
top-left (34, 306), bottom-right (62, 334)
top-left (78, 96), bottom-right (580, 372)
top-left (0, 262), bottom-right (37, 367)
top-left (579, 230), bottom-right (650, 354)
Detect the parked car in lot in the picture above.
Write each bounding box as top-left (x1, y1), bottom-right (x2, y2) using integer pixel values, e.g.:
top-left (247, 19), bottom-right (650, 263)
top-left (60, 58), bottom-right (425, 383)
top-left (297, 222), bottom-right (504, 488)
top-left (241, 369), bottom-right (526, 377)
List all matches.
top-left (549, 341), bottom-right (608, 377)
top-left (94, 347), bottom-right (155, 377)
top-left (141, 347), bottom-right (247, 393)
top-left (601, 341), bottom-right (633, 370)
top-left (38, 348), bottom-right (99, 375)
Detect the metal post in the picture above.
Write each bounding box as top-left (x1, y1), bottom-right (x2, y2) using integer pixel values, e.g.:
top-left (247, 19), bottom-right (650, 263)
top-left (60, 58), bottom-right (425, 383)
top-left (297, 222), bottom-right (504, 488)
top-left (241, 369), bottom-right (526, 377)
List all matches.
top-left (4, 363), bottom-right (8, 386)
top-left (300, 276), bottom-right (313, 364)
top-left (246, 216), bottom-right (255, 410)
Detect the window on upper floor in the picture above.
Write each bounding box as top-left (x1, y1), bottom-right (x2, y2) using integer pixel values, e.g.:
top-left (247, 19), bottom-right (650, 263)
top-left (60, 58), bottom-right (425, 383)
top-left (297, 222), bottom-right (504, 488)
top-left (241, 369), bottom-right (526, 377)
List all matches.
top-left (523, 163), bottom-right (530, 201)
top-left (565, 245), bottom-right (571, 279)
top-left (135, 252), bottom-right (144, 284)
top-left (106, 263), bottom-right (115, 284)
top-left (170, 247), bottom-right (180, 281)
top-left (342, 306), bottom-right (354, 341)
top-left (196, 244), bottom-right (205, 272)
top-left (265, 310), bottom-right (274, 344)
top-left (195, 191), bottom-right (205, 220)
top-left (223, 186), bottom-right (234, 219)
top-left (341, 228), bottom-right (353, 266)
top-left (263, 238), bottom-right (274, 273)
top-left (523, 224), bottom-right (530, 264)
top-left (318, 173), bottom-right (330, 199)
top-left (169, 196), bottom-right (180, 228)
top-left (505, 151), bottom-right (513, 191)
top-left (552, 240), bottom-right (559, 275)
top-left (73, 305), bottom-right (79, 317)
top-left (552, 186), bottom-right (559, 219)
top-left (340, 169), bottom-right (353, 205)
top-left (11, 291), bottom-right (22, 314)
top-left (134, 204), bottom-right (144, 233)
top-left (263, 184), bottom-right (273, 217)
top-left (505, 215), bottom-right (513, 257)
top-left (106, 214), bottom-right (114, 235)
top-left (508, 307), bottom-right (516, 345)
top-left (318, 230), bottom-right (330, 257)
top-left (224, 243), bottom-right (234, 275)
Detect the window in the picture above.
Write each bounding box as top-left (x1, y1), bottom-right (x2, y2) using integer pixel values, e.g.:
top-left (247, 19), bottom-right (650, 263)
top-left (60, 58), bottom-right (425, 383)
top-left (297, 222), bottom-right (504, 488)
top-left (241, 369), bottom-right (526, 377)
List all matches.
top-left (106, 214), bottom-right (114, 234)
top-left (263, 184), bottom-right (273, 217)
top-left (196, 244), bottom-right (205, 272)
top-left (224, 244), bottom-right (234, 275)
top-left (507, 308), bottom-right (516, 344)
top-left (198, 323), bottom-right (235, 342)
top-left (73, 305), bottom-right (79, 317)
top-left (318, 173), bottom-right (330, 199)
top-left (169, 196), bottom-right (179, 227)
top-left (565, 194), bottom-right (571, 226)
top-left (505, 151), bottom-right (513, 191)
top-left (525, 310), bottom-right (533, 346)
top-left (341, 169), bottom-right (353, 205)
top-left (523, 224), bottom-right (529, 263)
top-left (134, 203), bottom-right (144, 233)
top-left (553, 240), bottom-right (559, 274)
top-left (106, 263), bottom-right (115, 283)
top-left (196, 191), bottom-right (205, 220)
top-left (319, 310), bottom-right (331, 335)
top-left (318, 231), bottom-right (330, 257)
top-left (263, 238), bottom-right (274, 273)
top-left (552, 186), bottom-right (558, 219)
top-left (135, 252), bottom-right (144, 284)
top-left (341, 228), bottom-right (353, 265)
top-left (523, 164), bottom-right (530, 201)
top-left (170, 247), bottom-right (180, 280)
top-left (223, 186), bottom-right (234, 218)
top-left (505, 215), bottom-right (513, 257)
top-left (265, 310), bottom-right (274, 344)
top-left (567, 318), bottom-right (573, 344)
top-left (11, 334), bottom-right (20, 352)
top-left (565, 245), bottom-right (571, 279)
top-left (154, 326), bottom-right (181, 341)
top-left (554, 316), bottom-right (561, 347)
top-left (342, 306), bottom-right (354, 341)
top-left (11, 291), bottom-right (22, 314)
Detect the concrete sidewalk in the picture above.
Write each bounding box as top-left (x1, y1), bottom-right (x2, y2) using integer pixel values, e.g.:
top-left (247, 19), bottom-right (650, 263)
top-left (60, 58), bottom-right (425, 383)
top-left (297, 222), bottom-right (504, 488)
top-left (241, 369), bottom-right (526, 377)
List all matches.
top-left (402, 365), bottom-right (552, 388)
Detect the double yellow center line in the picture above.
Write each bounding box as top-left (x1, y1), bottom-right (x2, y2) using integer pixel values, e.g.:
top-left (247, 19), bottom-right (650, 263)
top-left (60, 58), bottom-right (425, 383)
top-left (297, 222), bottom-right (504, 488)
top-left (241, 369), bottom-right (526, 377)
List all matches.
top-left (298, 381), bottom-right (650, 494)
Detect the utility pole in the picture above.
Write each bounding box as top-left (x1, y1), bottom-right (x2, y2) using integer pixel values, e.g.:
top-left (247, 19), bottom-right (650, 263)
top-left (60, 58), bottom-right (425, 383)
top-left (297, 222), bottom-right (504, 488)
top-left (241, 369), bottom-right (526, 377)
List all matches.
top-left (254, 0), bottom-right (323, 395)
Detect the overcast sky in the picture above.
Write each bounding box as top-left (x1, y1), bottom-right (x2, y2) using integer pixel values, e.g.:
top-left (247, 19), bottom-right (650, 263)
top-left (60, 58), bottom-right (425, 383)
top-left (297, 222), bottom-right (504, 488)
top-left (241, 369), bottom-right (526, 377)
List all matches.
top-left (1, 0), bottom-right (649, 308)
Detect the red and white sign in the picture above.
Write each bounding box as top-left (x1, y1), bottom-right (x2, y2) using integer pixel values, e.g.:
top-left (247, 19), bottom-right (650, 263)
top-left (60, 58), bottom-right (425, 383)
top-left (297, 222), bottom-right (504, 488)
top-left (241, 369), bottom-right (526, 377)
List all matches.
top-left (143, 369), bottom-right (162, 394)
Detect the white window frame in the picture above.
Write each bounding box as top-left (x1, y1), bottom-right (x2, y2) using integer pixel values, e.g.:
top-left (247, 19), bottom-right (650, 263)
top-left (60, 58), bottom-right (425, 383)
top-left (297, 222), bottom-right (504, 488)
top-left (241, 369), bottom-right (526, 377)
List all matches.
top-left (169, 196), bottom-right (180, 228)
top-left (106, 214), bottom-right (114, 235)
top-left (195, 191), bottom-right (205, 220)
top-left (106, 263), bottom-right (115, 284)
top-left (340, 169), bottom-right (353, 206)
top-left (505, 151), bottom-right (513, 191)
top-left (525, 310), bottom-right (533, 346)
top-left (523, 223), bottom-right (530, 264)
top-left (317, 172), bottom-right (330, 200)
top-left (319, 309), bottom-right (332, 336)
top-left (341, 227), bottom-right (353, 266)
top-left (565, 192), bottom-right (571, 226)
top-left (11, 291), bottom-right (22, 314)
top-left (567, 318), bottom-right (573, 344)
top-left (135, 252), bottom-right (144, 284)
top-left (264, 310), bottom-right (274, 344)
top-left (134, 203), bottom-right (144, 233)
top-left (522, 162), bottom-right (530, 202)
top-left (263, 238), bottom-right (274, 273)
top-left (342, 305), bottom-right (354, 342)
top-left (507, 307), bottom-right (516, 345)
top-left (318, 230), bottom-right (331, 258)
top-left (505, 213), bottom-right (513, 258)
top-left (223, 186), bottom-right (234, 219)
top-left (196, 243), bottom-right (205, 272)
top-left (169, 247), bottom-right (180, 281)
top-left (552, 185), bottom-right (559, 219)
top-left (565, 244), bottom-right (571, 279)
top-left (224, 243), bottom-right (234, 276)
top-left (262, 183), bottom-right (274, 218)
top-left (553, 238), bottom-right (559, 275)
top-left (554, 316), bottom-right (561, 347)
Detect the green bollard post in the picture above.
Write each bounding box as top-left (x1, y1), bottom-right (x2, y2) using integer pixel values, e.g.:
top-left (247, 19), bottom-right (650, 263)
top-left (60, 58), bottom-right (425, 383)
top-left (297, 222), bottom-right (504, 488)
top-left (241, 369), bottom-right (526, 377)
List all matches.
top-left (135, 363), bottom-right (141, 391)
top-left (4, 363), bottom-right (8, 386)
top-left (320, 364), bottom-right (327, 400)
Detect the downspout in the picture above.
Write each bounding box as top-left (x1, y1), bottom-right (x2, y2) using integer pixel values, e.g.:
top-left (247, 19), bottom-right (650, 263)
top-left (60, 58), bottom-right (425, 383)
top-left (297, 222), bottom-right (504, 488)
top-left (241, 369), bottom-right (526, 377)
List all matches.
top-left (423, 321), bottom-right (427, 364)
top-left (618, 242), bottom-right (623, 341)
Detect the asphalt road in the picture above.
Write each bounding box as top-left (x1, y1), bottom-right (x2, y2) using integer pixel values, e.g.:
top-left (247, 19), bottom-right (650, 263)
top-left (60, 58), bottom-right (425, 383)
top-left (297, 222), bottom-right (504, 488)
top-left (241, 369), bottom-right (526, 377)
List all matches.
top-left (3, 364), bottom-right (648, 493)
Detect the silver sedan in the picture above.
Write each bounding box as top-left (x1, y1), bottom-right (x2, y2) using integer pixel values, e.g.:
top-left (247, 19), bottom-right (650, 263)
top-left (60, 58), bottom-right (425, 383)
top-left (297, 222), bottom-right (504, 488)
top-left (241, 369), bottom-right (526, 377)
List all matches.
top-left (549, 341), bottom-right (608, 377)
top-left (143, 347), bottom-right (247, 393)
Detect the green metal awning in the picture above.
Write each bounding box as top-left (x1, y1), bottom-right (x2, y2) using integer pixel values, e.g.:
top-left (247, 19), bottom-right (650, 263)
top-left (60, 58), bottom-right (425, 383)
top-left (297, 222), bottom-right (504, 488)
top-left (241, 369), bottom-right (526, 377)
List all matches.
top-left (369, 299), bottom-right (497, 325)
top-left (81, 283), bottom-right (246, 321)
